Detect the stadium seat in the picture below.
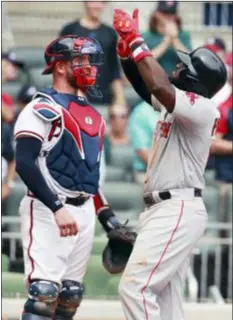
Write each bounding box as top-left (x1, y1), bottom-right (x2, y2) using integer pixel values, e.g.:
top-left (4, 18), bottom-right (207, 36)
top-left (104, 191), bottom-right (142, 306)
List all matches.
top-left (103, 182), bottom-right (144, 214)
top-left (13, 47), bottom-right (44, 68)
top-left (204, 169), bottom-right (216, 186)
top-left (2, 254), bottom-right (9, 272)
top-left (28, 67), bottom-right (52, 89)
top-left (227, 188), bottom-right (232, 238)
top-left (105, 165), bottom-right (126, 182)
top-left (2, 82), bottom-right (23, 100)
top-left (203, 185), bottom-right (220, 238)
top-left (4, 181), bottom-right (26, 232)
top-left (109, 144), bottom-right (134, 173)
top-left (83, 254), bottom-right (111, 297)
top-left (2, 272), bottom-right (25, 297)
top-left (203, 185), bottom-right (220, 221)
top-left (227, 188), bottom-right (232, 220)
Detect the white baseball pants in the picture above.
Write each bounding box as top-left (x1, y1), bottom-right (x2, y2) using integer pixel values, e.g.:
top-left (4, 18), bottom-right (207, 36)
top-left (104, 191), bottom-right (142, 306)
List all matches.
top-left (19, 195), bottom-right (96, 286)
top-left (119, 191), bottom-right (207, 320)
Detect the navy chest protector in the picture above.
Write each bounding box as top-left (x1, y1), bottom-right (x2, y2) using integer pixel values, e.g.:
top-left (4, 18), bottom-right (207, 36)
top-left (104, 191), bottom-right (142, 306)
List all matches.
top-left (37, 88), bottom-right (104, 195)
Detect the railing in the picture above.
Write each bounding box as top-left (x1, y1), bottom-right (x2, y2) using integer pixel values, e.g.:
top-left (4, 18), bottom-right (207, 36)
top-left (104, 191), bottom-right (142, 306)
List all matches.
top-left (2, 217), bottom-right (232, 303)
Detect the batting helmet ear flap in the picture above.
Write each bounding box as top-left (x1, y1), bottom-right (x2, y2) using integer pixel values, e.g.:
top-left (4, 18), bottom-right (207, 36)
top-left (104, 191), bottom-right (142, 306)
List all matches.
top-left (170, 65), bottom-right (209, 98)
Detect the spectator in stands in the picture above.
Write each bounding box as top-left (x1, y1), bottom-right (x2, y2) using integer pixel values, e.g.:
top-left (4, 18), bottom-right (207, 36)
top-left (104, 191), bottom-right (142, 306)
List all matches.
top-left (59, 1), bottom-right (126, 106)
top-left (142, 1), bottom-right (192, 76)
top-left (204, 37), bottom-right (231, 106)
top-left (104, 103), bottom-right (130, 164)
top-left (211, 52), bottom-right (233, 184)
top-left (204, 38), bottom-right (232, 170)
top-left (2, 93), bottom-right (15, 123)
top-left (2, 51), bottom-right (24, 83)
top-left (16, 84), bottom-right (37, 115)
top-left (129, 101), bottom-right (160, 184)
top-left (2, 123), bottom-right (16, 201)
top-left (204, 37), bottom-right (226, 63)
top-left (2, 51), bottom-right (25, 124)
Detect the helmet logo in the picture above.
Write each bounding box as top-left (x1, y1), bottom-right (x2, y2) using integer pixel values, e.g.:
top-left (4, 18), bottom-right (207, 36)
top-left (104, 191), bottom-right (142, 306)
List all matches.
top-left (85, 116), bottom-right (93, 125)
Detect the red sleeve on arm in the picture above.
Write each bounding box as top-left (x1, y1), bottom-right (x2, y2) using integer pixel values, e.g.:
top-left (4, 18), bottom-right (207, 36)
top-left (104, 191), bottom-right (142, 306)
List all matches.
top-left (216, 105), bottom-right (228, 136)
top-left (2, 92), bottom-right (14, 108)
top-left (93, 189), bottom-right (109, 215)
top-left (2, 93), bottom-right (15, 123)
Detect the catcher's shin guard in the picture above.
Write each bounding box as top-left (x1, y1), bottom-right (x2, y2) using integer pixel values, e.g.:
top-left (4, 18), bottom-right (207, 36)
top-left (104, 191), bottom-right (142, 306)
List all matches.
top-left (54, 280), bottom-right (84, 320)
top-left (22, 280), bottom-right (59, 320)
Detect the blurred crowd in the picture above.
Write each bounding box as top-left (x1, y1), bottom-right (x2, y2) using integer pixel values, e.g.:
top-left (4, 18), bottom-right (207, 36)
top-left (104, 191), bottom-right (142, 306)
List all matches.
top-left (2, 1), bottom-right (232, 207)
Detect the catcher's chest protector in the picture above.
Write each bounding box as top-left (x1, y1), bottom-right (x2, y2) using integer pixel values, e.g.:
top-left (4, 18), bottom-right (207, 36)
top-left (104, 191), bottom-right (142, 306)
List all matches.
top-left (36, 88), bottom-right (105, 195)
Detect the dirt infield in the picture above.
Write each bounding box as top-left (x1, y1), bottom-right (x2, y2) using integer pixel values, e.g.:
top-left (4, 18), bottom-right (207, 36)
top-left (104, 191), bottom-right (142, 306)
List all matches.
top-left (3, 299), bottom-right (232, 320)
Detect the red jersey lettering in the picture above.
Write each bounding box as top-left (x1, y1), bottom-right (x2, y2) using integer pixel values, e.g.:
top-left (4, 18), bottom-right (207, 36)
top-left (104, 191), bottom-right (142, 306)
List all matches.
top-left (185, 92), bottom-right (199, 105)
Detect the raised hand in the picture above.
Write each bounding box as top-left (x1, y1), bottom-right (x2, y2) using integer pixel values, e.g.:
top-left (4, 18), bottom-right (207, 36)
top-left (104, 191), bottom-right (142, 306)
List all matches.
top-left (113, 9), bottom-right (140, 44)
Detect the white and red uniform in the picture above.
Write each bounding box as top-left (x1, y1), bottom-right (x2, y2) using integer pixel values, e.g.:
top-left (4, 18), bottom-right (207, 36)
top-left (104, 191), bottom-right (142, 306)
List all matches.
top-left (14, 90), bottom-right (107, 286)
top-left (119, 87), bottom-right (219, 320)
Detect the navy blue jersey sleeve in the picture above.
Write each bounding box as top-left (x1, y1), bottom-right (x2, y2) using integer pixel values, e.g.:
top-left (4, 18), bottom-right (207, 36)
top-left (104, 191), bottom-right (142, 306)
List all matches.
top-left (2, 124), bottom-right (14, 162)
top-left (15, 137), bottom-right (63, 213)
top-left (121, 58), bottom-right (152, 105)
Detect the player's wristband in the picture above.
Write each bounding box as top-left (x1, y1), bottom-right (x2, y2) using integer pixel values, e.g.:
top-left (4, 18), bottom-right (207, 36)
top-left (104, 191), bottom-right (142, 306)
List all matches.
top-left (51, 198), bottom-right (64, 213)
top-left (98, 207), bottom-right (121, 233)
top-left (129, 37), bottom-right (152, 63)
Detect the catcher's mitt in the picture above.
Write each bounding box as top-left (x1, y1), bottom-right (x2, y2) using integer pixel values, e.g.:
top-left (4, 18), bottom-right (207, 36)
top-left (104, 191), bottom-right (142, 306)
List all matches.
top-left (102, 224), bottom-right (137, 274)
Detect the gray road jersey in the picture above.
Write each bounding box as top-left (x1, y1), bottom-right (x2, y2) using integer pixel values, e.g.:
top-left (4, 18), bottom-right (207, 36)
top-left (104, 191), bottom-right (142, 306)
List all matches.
top-left (144, 87), bottom-right (220, 192)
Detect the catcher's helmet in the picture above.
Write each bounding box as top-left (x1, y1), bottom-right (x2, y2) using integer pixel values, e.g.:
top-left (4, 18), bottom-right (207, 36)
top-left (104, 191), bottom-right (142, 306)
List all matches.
top-left (172, 47), bottom-right (227, 99)
top-left (42, 35), bottom-right (104, 97)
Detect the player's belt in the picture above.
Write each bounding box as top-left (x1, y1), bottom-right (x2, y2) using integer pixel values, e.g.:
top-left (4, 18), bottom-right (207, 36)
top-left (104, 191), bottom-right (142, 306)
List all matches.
top-left (65, 196), bottom-right (90, 206)
top-left (143, 188), bottom-right (202, 207)
top-left (27, 190), bottom-right (90, 207)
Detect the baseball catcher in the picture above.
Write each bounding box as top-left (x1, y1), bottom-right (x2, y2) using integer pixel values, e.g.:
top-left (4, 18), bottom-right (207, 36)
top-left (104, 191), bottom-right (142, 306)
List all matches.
top-left (14, 35), bottom-right (135, 320)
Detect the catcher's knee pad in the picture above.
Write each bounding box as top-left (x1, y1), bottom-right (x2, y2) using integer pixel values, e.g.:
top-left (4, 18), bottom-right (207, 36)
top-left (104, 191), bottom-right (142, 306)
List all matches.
top-left (54, 280), bottom-right (84, 320)
top-left (23, 280), bottom-right (59, 320)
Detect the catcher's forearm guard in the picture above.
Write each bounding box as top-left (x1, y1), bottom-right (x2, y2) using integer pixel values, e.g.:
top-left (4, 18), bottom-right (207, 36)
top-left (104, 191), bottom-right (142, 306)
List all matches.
top-left (97, 207), bottom-right (121, 233)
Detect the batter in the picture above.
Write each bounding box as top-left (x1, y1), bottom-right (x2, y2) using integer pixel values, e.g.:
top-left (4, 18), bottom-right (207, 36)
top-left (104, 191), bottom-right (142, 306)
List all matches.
top-left (113, 8), bottom-right (227, 320)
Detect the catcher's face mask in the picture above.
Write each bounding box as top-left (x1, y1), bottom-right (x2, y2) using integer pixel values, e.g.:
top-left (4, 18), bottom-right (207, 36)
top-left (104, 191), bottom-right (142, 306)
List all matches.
top-left (43, 36), bottom-right (104, 99)
top-left (71, 38), bottom-right (103, 98)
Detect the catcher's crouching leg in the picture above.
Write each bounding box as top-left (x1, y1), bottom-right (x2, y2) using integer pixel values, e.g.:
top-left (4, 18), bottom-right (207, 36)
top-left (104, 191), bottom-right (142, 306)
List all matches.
top-left (54, 280), bottom-right (84, 320)
top-left (22, 280), bottom-right (59, 320)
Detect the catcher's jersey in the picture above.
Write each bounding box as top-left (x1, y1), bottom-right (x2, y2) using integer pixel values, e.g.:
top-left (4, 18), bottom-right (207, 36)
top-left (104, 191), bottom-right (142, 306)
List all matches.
top-left (144, 87), bottom-right (220, 192)
top-left (14, 89), bottom-right (105, 198)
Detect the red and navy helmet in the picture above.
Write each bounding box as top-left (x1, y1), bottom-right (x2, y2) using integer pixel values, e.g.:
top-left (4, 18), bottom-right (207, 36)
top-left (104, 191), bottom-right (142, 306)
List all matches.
top-left (42, 35), bottom-right (103, 74)
top-left (42, 35), bottom-right (104, 97)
